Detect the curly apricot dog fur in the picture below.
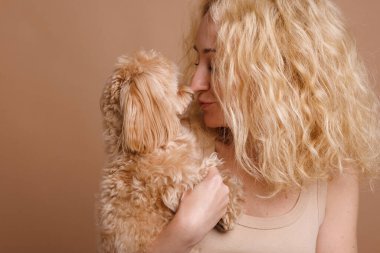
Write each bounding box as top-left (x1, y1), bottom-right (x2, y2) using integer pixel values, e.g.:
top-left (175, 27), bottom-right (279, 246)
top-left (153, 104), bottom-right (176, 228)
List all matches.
top-left (98, 50), bottom-right (242, 253)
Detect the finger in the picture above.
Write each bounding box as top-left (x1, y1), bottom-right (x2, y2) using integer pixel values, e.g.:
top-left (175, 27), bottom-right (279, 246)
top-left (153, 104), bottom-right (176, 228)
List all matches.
top-left (205, 166), bottom-right (220, 180)
top-left (180, 188), bottom-right (192, 201)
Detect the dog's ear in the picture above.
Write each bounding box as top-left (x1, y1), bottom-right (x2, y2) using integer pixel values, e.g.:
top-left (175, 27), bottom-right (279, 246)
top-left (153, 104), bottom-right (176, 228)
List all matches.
top-left (120, 70), bottom-right (180, 154)
top-left (100, 75), bottom-right (125, 155)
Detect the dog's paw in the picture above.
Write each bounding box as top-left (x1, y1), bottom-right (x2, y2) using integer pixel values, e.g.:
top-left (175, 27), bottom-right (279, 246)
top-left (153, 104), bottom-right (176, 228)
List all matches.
top-left (203, 152), bottom-right (223, 168)
top-left (215, 203), bottom-right (237, 232)
top-left (161, 186), bottom-right (181, 212)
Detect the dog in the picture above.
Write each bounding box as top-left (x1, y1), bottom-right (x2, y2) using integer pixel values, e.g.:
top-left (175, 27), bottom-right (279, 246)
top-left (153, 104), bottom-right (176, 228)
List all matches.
top-left (98, 50), bottom-right (242, 253)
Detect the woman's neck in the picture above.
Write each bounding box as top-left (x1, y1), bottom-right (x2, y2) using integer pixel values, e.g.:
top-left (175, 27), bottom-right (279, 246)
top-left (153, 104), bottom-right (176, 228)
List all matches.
top-left (214, 140), bottom-right (301, 216)
top-left (214, 140), bottom-right (274, 196)
top-left (214, 140), bottom-right (235, 163)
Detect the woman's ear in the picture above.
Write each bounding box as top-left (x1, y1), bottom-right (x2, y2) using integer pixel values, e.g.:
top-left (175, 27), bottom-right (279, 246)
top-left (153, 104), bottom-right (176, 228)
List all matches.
top-left (120, 76), bottom-right (180, 154)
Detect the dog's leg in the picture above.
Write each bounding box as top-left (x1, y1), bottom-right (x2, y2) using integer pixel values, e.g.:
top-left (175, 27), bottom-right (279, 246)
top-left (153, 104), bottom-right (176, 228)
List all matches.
top-left (161, 185), bottom-right (182, 212)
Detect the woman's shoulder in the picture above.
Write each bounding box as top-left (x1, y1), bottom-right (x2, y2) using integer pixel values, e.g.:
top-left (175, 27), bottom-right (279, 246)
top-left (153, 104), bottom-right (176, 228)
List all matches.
top-left (316, 166), bottom-right (359, 252)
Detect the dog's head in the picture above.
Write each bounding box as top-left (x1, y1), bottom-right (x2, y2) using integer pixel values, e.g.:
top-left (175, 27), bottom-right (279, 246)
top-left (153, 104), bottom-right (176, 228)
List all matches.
top-left (100, 50), bottom-right (193, 155)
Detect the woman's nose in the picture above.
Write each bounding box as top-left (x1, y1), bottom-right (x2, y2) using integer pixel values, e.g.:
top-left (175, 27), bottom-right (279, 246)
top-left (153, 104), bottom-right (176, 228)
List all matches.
top-left (190, 65), bottom-right (210, 92)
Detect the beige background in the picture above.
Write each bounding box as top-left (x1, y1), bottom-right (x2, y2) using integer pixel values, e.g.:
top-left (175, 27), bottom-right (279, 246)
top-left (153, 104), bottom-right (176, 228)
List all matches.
top-left (0, 1), bottom-right (378, 252)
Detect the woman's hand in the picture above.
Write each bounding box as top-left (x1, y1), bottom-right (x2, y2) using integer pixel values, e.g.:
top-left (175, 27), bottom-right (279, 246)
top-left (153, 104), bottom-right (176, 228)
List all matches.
top-left (146, 166), bottom-right (229, 253)
top-left (175, 166), bottom-right (230, 245)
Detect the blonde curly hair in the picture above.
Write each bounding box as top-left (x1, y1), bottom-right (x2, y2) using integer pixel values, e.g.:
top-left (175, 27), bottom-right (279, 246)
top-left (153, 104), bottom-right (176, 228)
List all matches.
top-left (182, 0), bottom-right (380, 194)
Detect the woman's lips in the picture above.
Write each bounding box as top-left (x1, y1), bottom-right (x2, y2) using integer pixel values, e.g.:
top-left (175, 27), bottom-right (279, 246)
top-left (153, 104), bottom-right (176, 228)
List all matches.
top-left (199, 102), bottom-right (215, 110)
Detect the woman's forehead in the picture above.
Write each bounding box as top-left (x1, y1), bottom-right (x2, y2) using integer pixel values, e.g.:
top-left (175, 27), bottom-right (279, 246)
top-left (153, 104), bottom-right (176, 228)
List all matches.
top-left (195, 13), bottom-right (217, 51)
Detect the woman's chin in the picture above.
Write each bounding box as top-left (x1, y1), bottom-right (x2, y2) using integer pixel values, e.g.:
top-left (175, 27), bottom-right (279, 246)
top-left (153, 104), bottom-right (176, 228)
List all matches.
top-left (203, 113), bottom-right (224, 128)
top-left (200, 103), bottom-right (226, 128)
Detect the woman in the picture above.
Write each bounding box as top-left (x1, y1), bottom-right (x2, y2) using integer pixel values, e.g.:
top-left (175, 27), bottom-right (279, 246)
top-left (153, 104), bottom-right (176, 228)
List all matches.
top-left (147, 0), bottom-right (380, 252)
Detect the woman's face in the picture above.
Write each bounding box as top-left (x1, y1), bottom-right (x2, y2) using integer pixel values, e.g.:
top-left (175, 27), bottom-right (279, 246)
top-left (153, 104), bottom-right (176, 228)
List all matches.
top-left (190, 14), bottom-right (226, 128)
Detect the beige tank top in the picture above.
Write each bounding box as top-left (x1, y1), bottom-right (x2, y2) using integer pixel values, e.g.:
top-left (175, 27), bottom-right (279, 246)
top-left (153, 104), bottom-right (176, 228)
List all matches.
top-left (196, 180), bottom-right (328, 253)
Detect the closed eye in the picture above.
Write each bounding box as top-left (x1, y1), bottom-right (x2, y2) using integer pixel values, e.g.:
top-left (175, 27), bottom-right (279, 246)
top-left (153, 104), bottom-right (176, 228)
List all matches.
top-left (192, 45), bottom-right (215, 71)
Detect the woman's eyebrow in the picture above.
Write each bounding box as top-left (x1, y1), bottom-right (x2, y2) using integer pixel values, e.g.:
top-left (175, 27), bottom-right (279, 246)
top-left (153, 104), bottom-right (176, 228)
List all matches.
top-left (193, 45), bottom-right (216, 54)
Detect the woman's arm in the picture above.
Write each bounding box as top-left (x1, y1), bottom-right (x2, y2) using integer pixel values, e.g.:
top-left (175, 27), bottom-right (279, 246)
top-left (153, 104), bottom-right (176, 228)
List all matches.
top-left (316, 166), bottom-right (359, 253)
top-left (145, 215), bottom-right (195, 253)
top-left (146, 166), bottom-right (230, 253)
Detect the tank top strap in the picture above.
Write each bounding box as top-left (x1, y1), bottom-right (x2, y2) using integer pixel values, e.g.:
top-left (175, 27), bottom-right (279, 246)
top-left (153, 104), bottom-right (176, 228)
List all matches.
top-left (317, 179), bottom-right (328, 226)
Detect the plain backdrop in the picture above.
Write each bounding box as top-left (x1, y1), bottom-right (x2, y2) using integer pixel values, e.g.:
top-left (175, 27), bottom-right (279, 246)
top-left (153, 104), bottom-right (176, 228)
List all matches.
top-left (0, 1), bottom-right (379, 252)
